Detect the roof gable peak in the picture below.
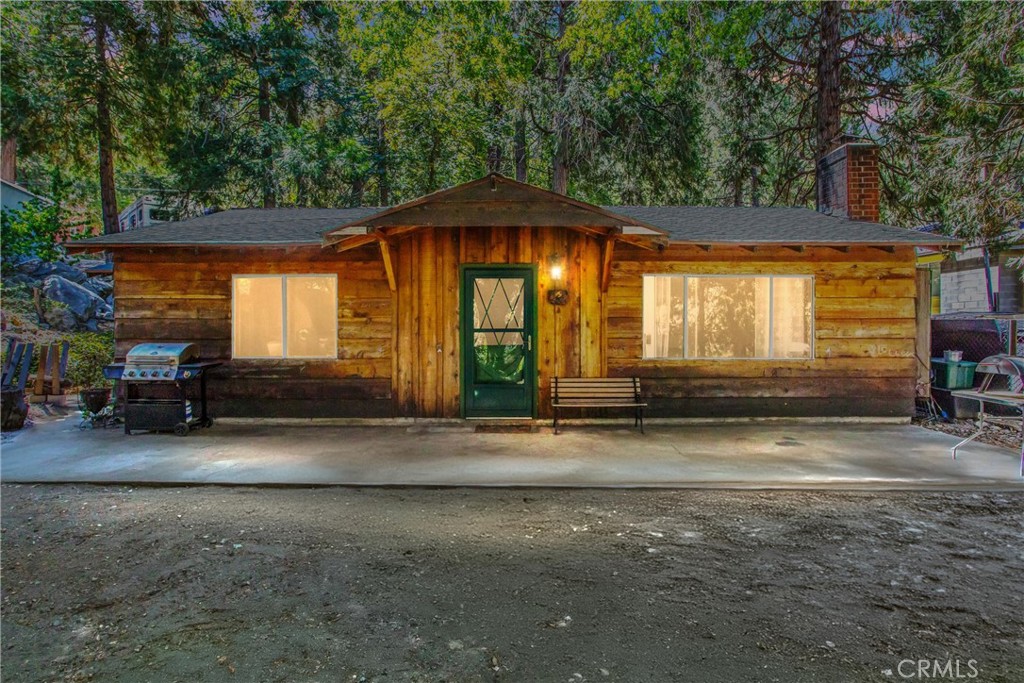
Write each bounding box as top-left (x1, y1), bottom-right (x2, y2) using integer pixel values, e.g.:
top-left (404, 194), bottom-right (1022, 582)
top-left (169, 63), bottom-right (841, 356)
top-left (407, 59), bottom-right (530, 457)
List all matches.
top-left (321, 174), bottom-right (667, 248)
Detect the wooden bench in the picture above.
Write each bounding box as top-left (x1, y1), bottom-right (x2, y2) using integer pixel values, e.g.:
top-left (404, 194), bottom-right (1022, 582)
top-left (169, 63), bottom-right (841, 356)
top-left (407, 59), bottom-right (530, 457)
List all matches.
top-left (31, 341), bottom-right (70, 399)
top-left (2, 340), bottom-right (34, 430)
top-left (2, 339), bottom-right (34, 393)
top-left (552, 377), bottom-right (646, 434)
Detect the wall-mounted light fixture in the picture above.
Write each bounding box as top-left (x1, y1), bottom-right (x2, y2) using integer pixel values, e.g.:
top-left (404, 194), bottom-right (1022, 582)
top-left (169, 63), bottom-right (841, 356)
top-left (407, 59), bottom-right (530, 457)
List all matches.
top-left (547, 256), bottom-right (568, 305)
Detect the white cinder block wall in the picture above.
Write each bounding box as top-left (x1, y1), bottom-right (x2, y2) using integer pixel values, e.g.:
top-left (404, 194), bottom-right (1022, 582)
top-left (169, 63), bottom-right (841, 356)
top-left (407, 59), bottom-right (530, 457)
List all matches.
top-left (941, 266), bottom-right (997, 313)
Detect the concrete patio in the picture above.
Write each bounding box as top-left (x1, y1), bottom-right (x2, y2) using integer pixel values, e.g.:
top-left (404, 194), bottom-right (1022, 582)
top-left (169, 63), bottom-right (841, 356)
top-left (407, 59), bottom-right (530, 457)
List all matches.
top-left (2, 417), bottom-right (1022, 489)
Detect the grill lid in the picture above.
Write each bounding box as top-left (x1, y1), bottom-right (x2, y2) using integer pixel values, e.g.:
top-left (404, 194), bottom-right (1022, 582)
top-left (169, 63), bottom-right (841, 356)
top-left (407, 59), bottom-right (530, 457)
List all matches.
top-left (125, 343), bottom-right (200, 365)
top-left (976, 354), bottom-right (1024, 378)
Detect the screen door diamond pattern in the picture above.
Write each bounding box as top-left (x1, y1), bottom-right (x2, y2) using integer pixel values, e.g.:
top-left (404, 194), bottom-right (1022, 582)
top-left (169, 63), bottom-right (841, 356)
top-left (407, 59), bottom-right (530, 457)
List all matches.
top-left (472, 277), bottom-right (526, 384)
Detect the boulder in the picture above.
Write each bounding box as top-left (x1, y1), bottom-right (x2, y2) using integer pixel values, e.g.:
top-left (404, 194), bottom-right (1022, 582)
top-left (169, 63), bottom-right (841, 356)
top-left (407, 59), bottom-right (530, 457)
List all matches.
top-left (4, 273), bottom-right (36, 288)
top-left (44, 306), bottom-right (79, 332)
top-left (81, 276), bottom-right (113, 298)
top-left (12, 256), bottom-right (43, 274)
top-left (41, 275), bottom-right (106, 322)
top-left (16, 259), bottom-right (87, 285)
top-left (27, 261), bottom-right (58, 279)
top-left (50, 261), bottom-right (89, 285)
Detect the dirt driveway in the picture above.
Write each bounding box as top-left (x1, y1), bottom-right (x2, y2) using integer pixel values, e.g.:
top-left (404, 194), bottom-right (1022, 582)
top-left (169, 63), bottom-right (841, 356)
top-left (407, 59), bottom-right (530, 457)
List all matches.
top-left (2, 486), bottom-right (1022, 682)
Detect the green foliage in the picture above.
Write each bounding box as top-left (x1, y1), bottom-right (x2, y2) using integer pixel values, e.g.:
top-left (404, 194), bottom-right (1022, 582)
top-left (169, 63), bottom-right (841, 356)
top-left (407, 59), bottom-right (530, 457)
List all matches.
top-left (886, 1), bottom-right (1024, 244)
top-left (65, 332), bottom-right (114, 390)
top-left (0, 0), bottom-right (1020, 230)
top-left (0, 199), bottom-right (69, 264)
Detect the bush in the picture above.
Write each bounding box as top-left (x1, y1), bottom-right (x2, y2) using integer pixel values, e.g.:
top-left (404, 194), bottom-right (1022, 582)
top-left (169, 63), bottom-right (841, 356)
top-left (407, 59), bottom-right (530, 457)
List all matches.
top-left (65, 332), bottom-right (114, 389)
top-left (0, 199), bottom-right (70, 264)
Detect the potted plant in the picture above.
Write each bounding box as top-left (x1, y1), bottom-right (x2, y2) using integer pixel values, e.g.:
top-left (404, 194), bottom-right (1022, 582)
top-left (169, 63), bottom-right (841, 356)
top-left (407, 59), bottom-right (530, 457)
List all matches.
top-left (66, 333), bottom-right (114, 414)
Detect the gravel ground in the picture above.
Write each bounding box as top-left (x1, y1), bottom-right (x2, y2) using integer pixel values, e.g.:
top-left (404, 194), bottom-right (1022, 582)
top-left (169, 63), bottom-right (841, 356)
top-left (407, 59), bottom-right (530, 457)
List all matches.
top-left (916, 416), bottom-right (1022, 452)
top-left (2, 486), bottom-right (1022, 683)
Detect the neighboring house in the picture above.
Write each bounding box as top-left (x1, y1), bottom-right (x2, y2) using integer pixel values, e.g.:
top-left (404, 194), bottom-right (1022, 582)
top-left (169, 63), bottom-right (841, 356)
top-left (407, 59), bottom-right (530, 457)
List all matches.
top-left (1, 178), bottom-right (51, 212)
top-left (118, 195), bottom-right (173, 232)
top-left (916, 225), bottom-right (1024, 314)
top-left (71, 141), bottom-right (955, 420)
top-left (1, 178), bottom-right (98, 239)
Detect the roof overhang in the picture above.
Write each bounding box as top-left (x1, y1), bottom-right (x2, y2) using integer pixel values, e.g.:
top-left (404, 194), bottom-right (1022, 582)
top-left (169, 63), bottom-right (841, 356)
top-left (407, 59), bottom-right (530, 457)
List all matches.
top-left (321, 174), bottom-right (670, 254)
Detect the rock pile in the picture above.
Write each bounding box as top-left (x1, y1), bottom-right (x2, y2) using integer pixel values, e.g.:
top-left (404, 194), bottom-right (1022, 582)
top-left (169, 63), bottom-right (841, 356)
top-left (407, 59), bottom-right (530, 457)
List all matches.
top-left (2, 256), bottom-right (114, 332)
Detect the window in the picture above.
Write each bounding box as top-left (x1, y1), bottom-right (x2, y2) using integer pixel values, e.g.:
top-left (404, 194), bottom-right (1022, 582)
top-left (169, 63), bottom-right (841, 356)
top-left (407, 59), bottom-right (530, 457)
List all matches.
top-left (232, 275), bottom-right (338, 359)
top-left (642, 275), bottom-right (813, 360)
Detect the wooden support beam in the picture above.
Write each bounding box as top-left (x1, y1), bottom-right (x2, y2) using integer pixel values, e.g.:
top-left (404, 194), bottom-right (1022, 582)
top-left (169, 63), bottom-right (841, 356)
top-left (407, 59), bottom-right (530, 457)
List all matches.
top-left (376, 225), bottom-right (422, 240)
top-left (784, 245), bottom-right (806, 253)
top-left (741, 245), bottom-right (759, 253)
top-left (332, 233), bottom-right (379, 252)
top-left (601, 237), bottom-right (616, 293)
top-left (567, 225), bottom-right (610, 238)
top-left (698, 244), bottom-right (712, 252)
top-left (616, 234), bottom-right (667, 251)
top-left (871, 245), bottom-right (897, 254)
top-left (827, 245), bottom-right (850, 253)
top-left (378, 238), bottom-right (397, 292)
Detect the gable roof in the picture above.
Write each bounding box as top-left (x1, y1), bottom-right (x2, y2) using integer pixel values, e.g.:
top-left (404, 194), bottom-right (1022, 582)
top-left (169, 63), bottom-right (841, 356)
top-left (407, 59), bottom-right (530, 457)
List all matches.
top-left (321, 174), bottom-right (669, 251)
top-left (68, 180), bottom-right (958, 250)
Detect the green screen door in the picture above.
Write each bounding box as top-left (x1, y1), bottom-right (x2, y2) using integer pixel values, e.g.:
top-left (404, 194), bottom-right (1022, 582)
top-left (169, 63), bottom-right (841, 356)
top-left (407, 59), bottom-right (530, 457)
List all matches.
top-left (461, 267), bottom-right (536, 417)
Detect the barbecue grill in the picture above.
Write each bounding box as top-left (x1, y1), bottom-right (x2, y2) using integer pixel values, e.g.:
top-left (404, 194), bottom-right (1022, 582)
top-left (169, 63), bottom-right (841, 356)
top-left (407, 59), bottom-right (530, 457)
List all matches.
top-left (104, 343), bottom-right (220, 436)
top-left (950, 354), bottom-right (1024, 476)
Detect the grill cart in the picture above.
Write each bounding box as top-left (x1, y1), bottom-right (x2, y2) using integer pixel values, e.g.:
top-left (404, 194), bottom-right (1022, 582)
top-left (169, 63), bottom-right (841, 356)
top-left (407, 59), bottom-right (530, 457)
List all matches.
top-left (951, 354), bottom-right (1024, 476)
top-left (104, 343), bottom-right (221, 436)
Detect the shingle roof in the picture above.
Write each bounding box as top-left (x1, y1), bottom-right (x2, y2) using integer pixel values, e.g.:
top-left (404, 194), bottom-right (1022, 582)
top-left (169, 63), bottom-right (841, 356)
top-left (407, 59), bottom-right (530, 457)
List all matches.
top-left (71, 204), bottom-right (954, 248)
top-left (73, 208), bottom-right (382, 247)
top-left (609, 206), bottom-right (953, 246)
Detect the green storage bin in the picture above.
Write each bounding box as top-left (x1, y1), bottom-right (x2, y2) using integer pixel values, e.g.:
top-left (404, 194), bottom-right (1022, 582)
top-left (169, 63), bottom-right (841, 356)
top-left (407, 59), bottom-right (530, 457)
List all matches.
top-left (931, 359), bottom-right (978, 389)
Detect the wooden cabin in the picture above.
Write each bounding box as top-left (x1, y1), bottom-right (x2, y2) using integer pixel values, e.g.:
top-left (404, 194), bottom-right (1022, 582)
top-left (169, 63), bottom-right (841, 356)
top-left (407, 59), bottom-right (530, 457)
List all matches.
top-left (72, 143), bottom-right (954, 421)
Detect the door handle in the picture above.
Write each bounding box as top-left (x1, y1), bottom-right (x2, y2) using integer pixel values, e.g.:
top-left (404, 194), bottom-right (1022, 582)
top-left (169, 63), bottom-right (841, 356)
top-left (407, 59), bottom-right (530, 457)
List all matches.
top-left (527, 334), bottom-right (532, 351)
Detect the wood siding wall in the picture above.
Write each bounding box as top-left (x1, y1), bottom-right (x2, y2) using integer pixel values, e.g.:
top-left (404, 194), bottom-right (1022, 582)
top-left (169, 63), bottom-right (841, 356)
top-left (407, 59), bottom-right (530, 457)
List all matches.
top-left (607, 244), bottom-right (919, 417)
top-left (113, 247), bottom-right (394, 417)
top-left (394, 226), bottom-right (604, 417)
top-left (112, 238), bottom-right (920, 419)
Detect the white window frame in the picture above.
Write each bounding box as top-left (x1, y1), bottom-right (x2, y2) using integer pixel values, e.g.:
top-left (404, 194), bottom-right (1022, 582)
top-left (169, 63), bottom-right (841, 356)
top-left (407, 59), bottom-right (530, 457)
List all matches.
top-left (231, 274), bottom-right (338, 360)
top-left (642, 274), bottom-right (815, 361)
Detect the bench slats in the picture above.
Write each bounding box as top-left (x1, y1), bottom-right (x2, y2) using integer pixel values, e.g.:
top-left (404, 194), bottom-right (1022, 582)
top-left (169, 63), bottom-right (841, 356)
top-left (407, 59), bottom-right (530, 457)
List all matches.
top-left (552, 376), bottom-right (644, 434)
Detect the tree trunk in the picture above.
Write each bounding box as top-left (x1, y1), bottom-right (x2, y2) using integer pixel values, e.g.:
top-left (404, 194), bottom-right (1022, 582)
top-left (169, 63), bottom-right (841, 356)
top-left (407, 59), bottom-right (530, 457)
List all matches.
top-left (286, 98), bottom-right (306, 206)
top-left (485, 101), bottom-right (504, 175)
top-left (258, 75), bottom-right (276, 208)
top-left (733, 175), bottom-right (743, 206)
top-left (514, 111), bottom-right (528, 183)
top-left (427, 130), bottom-right (440, 192)
top-left (551, 1), bottom-right (573, 195)
top-left (750, 166), bottom-right (760, 207)
top-left (1, 137), bottom-right (16, 182)
top-left (815, 1), bottom-right (842, 162)
top-left (95, 13), bottom-right (119, 235)
top-left (486, 144), bottom-right (503, 175)
top-left (376, 118), bottom-right (389, 206)
top-left (351, 177), bottom-right (364, 207)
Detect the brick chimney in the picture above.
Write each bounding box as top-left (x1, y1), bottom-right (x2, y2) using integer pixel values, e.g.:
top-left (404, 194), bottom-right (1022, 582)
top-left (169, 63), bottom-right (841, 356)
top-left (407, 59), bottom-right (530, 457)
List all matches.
top-left (816, 137), bottom-right (880, 223)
